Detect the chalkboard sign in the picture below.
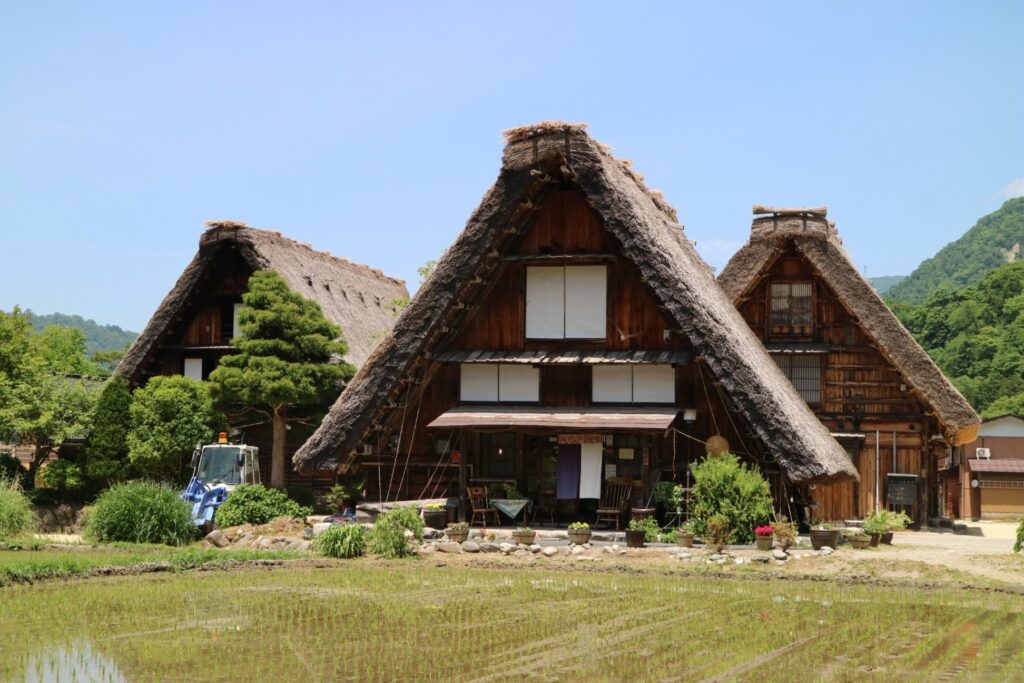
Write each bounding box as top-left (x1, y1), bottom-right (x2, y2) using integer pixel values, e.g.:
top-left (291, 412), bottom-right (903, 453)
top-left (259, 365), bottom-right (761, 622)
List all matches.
top-left (886, 474), bottom-right (919, 506)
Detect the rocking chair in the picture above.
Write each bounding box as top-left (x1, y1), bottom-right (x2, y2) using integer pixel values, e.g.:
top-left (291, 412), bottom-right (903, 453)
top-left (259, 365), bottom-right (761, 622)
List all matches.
top-left (595, 478), bottom-right (633, 530)
top-left (467, 486), bottom-right (501, 527)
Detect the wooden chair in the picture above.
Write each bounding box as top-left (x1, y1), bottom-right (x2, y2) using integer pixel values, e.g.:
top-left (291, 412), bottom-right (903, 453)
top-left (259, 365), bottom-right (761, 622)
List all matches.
top-left (532, 488), bottom-right (557, 526)
top-left (467, 486), bottom-right (500, 527)
top-left (595, 478), bottom-right (633, 530)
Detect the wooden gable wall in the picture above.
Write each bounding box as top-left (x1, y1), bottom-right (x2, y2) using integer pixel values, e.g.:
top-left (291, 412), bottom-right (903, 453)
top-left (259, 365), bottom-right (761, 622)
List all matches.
top-left (735, 245), bottom-right (936, 520)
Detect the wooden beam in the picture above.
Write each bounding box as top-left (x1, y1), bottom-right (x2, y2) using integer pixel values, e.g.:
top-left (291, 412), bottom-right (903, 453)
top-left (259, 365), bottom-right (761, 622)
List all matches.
top-left (499, 253), bottom-right (617, 263)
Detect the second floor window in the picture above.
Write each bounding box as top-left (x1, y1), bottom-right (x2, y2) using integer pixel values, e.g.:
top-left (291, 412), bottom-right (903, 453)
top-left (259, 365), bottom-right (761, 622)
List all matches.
top-left (772, 353), bottom-right (821, 404)
top-left (770, 282), bottom-right (812, 334)
top-left (526, 266), bottom-right (607, 339)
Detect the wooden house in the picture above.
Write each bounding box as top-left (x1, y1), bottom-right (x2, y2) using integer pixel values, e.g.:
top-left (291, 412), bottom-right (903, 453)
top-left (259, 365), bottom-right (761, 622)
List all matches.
top-left (294, 123), bottom-right (855, 524)
top-left (719, 206), bottom-right (979, 523)
top-left (116, 221), bottom-right (408, 489)
top-left (952, 414), bottom-right (1024, 520)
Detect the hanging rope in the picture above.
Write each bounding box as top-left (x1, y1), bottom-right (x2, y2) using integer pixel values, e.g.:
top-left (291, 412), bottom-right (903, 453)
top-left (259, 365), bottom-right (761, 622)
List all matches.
top-left (393, 362), bottom-right (430, 502)
top-left (384, 380), bottom-right (413, 505)
top-left (421, 430), bottom-right (457, 502)
top-left (696, 362), bottom-right (721, 436)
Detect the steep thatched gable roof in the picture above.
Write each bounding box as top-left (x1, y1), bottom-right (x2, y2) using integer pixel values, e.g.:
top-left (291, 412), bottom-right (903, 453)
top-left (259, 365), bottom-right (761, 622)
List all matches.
top-left (718, 207), bottom-right (980, 446)
top-left (294, 123), bottom-right (856, 484)
top-left (116, 223), bottom-right (408, 382)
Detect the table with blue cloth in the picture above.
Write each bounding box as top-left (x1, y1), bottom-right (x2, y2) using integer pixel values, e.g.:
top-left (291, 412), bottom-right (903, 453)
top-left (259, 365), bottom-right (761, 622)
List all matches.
top-left (489, 498), bottom-right (531, 525)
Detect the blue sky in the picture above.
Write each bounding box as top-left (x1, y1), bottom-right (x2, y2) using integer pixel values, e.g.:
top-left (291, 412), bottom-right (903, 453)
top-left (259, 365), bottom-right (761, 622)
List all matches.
top-left (2, 2), bottom-right (1022, 332)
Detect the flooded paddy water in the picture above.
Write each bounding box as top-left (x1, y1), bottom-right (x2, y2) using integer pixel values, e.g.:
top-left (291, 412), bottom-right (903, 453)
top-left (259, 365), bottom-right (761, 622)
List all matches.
top-left (2, 561), bottom-right (1024, 681)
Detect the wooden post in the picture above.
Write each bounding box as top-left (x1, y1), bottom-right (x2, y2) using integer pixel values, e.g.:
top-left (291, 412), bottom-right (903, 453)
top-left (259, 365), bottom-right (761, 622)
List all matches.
top-left (458, 430), bottom-right (467, 522)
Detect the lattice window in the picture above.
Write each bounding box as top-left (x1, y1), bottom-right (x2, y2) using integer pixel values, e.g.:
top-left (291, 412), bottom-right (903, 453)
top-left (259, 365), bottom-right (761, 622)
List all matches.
top-left (978, 479), bottom-right (1024, 489)
top-left (770, 282), bottom-right (813, 334)
top-left (772, 353), bottom-right (821, 403)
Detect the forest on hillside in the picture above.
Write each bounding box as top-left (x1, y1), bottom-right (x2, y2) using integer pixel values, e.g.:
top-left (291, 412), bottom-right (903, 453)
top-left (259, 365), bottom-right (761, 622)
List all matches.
top-left (28, 312), bottom-right (137, 356)
top-left (888, 198), bottom-right (1024, 304)
top-left (892, 260), bottom-right (1024, 418)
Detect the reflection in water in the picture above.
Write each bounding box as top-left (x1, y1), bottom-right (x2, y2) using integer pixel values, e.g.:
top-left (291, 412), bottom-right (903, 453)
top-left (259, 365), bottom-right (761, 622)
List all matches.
top-left (23, 640), bottom-right (127, 683)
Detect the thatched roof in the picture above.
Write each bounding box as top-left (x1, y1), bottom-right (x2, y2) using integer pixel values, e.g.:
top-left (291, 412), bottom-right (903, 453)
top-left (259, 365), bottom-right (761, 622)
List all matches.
top-left (718, 207), bottom-right (980, 446)
top-left (116, 223), bottom-right (408, 382)
top-left (294, 123), bottom-right (856, 484)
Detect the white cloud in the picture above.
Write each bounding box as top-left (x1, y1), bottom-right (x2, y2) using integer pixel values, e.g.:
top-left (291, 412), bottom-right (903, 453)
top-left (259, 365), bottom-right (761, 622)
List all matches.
top-left (1000, 178), bottom-right (1024, 199)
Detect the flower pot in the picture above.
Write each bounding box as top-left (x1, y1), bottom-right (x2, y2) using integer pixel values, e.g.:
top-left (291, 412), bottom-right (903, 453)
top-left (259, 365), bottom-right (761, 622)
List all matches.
top-left (868, 532), bottom-right (880, 547)
top-left (567, 529), bottom-right (591, 545)
top-left (625, 529), bottom-right (646, 548)
top-left (810, 529), bottom-right (840, 550)
top-left (850, 536), bottom-right (871, 549)
top-left (755, 534), bottom-right (774, 551)
top-left (447, 529), bottom-right (469, 543)
top-left (631, 508), bottom-right (656, 522)
top-left (676, 531), bottom-right (694, 548)
top-left (423, 509), bottom-right (447, 530)
top-left (881, 531), bottom-right (894, 545)
top-left (512, 531), bottom-right (536, 545)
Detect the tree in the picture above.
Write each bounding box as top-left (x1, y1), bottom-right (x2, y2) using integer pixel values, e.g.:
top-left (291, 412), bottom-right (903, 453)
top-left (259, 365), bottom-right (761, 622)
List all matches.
top-left (127, 375), bottom-right (224, 482)
top-left (0, 309), bottom-right (98, 486)
top-left (81, 376), bottom-right (135, 485)
top-left (209, 270), bottom-right (353, 488)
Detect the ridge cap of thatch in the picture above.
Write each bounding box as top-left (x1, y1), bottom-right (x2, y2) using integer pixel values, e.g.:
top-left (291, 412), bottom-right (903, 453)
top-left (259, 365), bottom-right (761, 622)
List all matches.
top-left (294, 122), bottom-right (856, 484)
top-left (502, 121), bottom-right (588, 143)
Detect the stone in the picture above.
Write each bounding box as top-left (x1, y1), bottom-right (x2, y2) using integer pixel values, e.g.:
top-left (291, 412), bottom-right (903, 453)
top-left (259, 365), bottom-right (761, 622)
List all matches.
top-left (775, 560), bottom-right (786, 566)
top-left (751, 555), bottom-right (770, 564)
top-left (542, 546), bottom-right (558, 557)
top-left (576, 556), bottom-right (597, 562)
top-left (258, 538), bottom-right (272, 549)
top-left (590, 532), bottom-right (614, 542)
top-left (678, 552), bottom-right (691, 560)
top-left (418, 545), bottom-right (436, 555)
top-left (312, 523), bottom-right (332, 537)
top-left (514, 549), bottom-right (530, 558)
top-left (436, 542), bottom-right (463, 554)
top-left (205, 529), bottom-right (229, 548)
top-left (479, 542), bottom-right (500, 553)
top-left (772, 549), bottom-right (788, 561)
top-left (708, 553), bottom-right (726, 562)
top-left (529, 544), bottom-right (541, 554)
top-left (818, 546), bottom-right (834, 556)
top-left (610, 544), bottom-right (620, 552)
top-left (403, 529), bottom-right (415, 541)
top-left (571, 546), bottom-right (585, 556)
top-left (499, 543), bottom-right (515, 554)
top-left (734, 557), bottom-right (745, 565)
top-left (423, 528), bottom-right (441, 540)
top-left (298, 541), bottom-right (311, 552)
top-left (462, 541), bottom-right (480, 553)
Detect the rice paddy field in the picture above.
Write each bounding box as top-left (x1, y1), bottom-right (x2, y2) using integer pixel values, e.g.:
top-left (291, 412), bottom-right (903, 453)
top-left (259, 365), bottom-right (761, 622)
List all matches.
top-left (3, 557), bottom-right (1024, 682)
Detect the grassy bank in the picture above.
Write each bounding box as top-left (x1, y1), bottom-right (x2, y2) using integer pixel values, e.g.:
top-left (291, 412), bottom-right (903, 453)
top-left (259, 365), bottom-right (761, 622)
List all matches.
top-left (2, 562), bottom-right (1023, 681)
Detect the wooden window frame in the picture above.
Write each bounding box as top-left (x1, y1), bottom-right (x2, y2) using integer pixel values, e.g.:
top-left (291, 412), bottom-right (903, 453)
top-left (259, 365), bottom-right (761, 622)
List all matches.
top-left (767, 280), bottom-right (814, 339)
top-left (771, 353), bottom-right (822, 405)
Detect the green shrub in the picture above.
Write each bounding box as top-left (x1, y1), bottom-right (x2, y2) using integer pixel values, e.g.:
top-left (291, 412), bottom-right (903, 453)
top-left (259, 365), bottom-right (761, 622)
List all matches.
top-left (690, 452), bottom-right (773, 544)
top-left (1015, 518), bottom-right (1023, 553)
top-left (214, 485), bottom-right (312, 528)
top-left (368, 506), bottom-right (423, 559)
top-left (627, 516), bottom-right (661, 543)
top-left (314, 524), bottom-right (366, 558)
top-left (0, 479), bottom-right (35, 539)
top-left (36, 459), bottom-right (86, 492)
top-left (705, 513), bottom-right (734, 552)
top-left (84, 481), bottom-right (193, 545)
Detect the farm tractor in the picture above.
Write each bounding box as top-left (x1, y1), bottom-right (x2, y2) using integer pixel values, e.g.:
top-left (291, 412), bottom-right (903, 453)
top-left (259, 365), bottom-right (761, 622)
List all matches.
top-left (180, 432), bottom-right (260, 532)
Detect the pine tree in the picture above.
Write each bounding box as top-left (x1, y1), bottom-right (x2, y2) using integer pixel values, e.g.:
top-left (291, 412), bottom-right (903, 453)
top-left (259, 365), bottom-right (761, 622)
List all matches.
top-left (208, 270), bottom-right (353, 488)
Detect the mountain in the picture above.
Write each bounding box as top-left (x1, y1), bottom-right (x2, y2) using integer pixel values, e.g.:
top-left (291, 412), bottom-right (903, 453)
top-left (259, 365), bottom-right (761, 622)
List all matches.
top-left (28, 311), bottom-right (138, 356)
top-left (887, 197), bottom-right (1024, 304)
top-left (869, 275), bottom-right (906, 295)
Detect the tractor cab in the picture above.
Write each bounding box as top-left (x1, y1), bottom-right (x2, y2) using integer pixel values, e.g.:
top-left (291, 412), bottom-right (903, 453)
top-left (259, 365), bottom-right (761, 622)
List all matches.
top-left (181, 433), bottom-right (260, 531)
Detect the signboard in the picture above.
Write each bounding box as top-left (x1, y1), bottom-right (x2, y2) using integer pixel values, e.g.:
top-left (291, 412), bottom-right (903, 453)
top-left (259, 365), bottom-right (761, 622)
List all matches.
top-left (886, 474), bottom-right (919, 506)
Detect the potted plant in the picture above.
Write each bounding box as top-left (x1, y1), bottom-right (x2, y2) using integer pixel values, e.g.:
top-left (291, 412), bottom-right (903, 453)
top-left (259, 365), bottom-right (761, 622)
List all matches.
top-left (567, 521), bottom-right (591, 545)
top-left (676, 521), bottom-right (695, 548)
top-left (848, 531), bottom-right (871, 550)
top-left (422, 503), bottom-right (447, 530)
top-left (810, 522), bottom-right (841, 550)
top-left (754, 525), bottom-right (774, 551)
top-left (625, 519), bottom-right (649, 548)
top-left (705, 514), bottom-right (733, 554)
top-left (446, 521), bottom-right (469, 543)
top-left (512, 526), bottom-right (536, 545)
top-left (773, 517), bottom-right (797, 551)
top-left (863, 512), bottom-right (888, 547)
top-left (883, 510), bottom-right (911, 544)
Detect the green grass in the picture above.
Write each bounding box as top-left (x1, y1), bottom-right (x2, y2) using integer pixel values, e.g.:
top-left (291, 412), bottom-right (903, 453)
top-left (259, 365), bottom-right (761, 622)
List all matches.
top-left (2, 561), bottom-right (1023, 681)
top-left (0, 546), bottom-right (301, 586)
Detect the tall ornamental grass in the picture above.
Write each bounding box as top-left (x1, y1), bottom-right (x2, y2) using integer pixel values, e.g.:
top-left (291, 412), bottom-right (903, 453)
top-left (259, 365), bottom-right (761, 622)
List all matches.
top-left (0, 478), bottom-right (35, 539)
top-left (85, 481), bottom-right (194, 546)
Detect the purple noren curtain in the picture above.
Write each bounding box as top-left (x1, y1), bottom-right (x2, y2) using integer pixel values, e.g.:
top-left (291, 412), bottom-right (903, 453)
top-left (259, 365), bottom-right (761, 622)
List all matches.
top-left (556, 444), bottom-right (581, 500)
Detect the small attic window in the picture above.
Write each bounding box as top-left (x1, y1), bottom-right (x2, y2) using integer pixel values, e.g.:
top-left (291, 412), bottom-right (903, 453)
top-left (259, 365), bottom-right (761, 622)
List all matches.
top-left (769, 282), bottom-right (812, 336)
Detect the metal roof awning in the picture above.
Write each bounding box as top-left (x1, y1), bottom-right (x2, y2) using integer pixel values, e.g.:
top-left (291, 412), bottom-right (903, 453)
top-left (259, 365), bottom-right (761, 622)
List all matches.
top-left (432, 350), bottom-right (691, 365)
top-left (968, 459), bottom-right (1024, 474)
top-left (427, 406), bottom-right (679, 431)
